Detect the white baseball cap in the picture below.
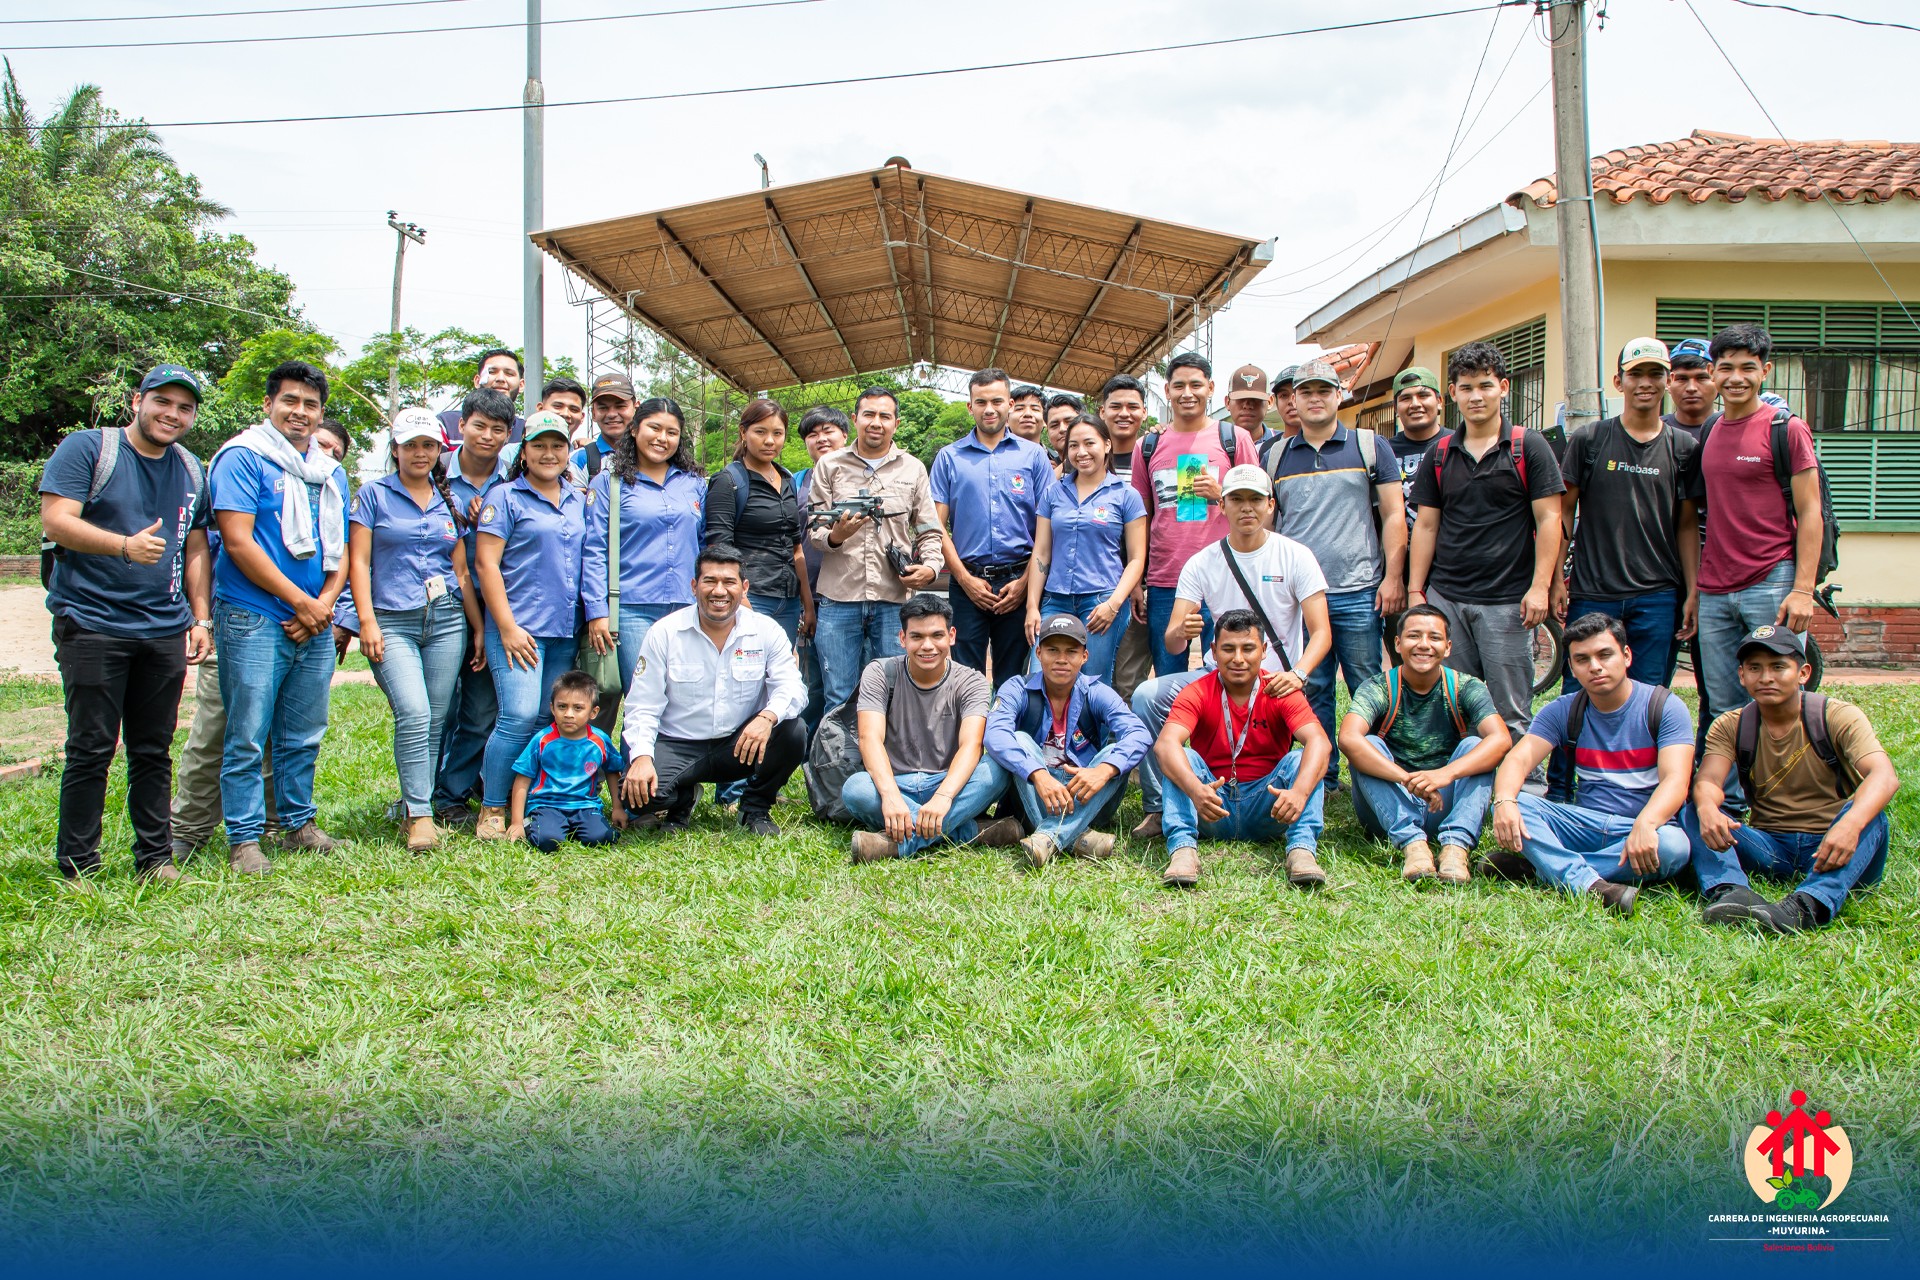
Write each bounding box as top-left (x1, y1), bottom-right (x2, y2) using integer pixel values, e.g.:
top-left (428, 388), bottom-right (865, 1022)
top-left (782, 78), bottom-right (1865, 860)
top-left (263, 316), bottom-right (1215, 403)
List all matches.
top-left (1221, 464), bottom-right (1273, 497)
top-left (390, 407), bottom-right (445, 447)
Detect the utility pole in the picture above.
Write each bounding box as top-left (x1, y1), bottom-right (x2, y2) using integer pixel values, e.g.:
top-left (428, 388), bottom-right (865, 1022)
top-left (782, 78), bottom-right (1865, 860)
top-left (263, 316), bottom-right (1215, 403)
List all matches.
top-left (523, 0), bottom-right (545, 406)
top-left (1548, 0), bottom-right (1603, 434)
top-left (754, 153), bottom-right (770, 189)
top-left (386, 210), bottom-right (426, 421)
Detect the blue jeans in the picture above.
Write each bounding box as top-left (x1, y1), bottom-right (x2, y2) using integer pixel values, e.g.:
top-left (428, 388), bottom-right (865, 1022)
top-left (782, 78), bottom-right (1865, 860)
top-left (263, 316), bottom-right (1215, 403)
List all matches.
top-left (524, 806), bottom-right (618, 853)
top-left (1682, 802), bottom-right (1888, 918)
top-left (368, 596), bottom-right (469, 818)
top-left (1548, 588), bottom-right (1681, 801)
top-left (1039, 589), bottom-right (1128, 686)
top-left (1350, 735), bottom-right (1492, 850)
top-left (215, 601), bottom-right (336, 844)
top-left (1512, 793), bottom-right (1691, 894)
top-left (614, 601), bottom-right (687, 697)
top-left (1131, 669), bottom-right (1206, 814)
top-left (1006, 734), bottom-right (1128, 850)
top-left (1697, 560), bottom-right (1798, 810)
top-left (481, 623), bottom-right (578, 808)
top-left (815, 598), bottom-right (904, 710)
top-left (1304, 587), bottom-right (1384, 787)
top-left (843, 756), bottom-right (1009, 858)
top-left (434, 660), bottom-right (498, 812)
top-left (1146, 584), bottom-right (1208, 677)
top-left (1163, 748), bottom-right (1325, 854)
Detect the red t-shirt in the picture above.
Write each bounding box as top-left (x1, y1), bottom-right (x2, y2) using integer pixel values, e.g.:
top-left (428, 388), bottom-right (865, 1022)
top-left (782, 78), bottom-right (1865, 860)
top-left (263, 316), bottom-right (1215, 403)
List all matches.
top-left (1165, 670), bottom-right (1318, 782)
top-left (1699, 406), bottom-right (1819, 594)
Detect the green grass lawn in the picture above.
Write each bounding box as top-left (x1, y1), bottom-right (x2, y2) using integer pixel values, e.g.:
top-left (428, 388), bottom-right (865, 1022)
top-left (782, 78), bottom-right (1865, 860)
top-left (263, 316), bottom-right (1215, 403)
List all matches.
top-left (0, 681), bottom-right (1914, 1265)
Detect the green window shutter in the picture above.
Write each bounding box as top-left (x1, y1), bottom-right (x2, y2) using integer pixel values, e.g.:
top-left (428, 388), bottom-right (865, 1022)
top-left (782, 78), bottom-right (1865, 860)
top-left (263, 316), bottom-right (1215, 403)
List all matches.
top-left (1443, 315), bottom-right (1547, 432)
top-left (1816, 435), bottom-right (1920, 521)
top-left (1656, 300), bottom-right (1920, 350)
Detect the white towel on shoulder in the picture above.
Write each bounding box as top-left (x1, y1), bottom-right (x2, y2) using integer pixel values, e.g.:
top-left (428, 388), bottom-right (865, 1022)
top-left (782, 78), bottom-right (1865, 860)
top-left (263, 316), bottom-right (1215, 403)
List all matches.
top-left (216, 422), bottom-right (347, 570)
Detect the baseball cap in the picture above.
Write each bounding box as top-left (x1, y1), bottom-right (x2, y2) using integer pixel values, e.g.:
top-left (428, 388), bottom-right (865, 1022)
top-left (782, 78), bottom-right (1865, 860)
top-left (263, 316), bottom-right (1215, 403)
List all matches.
top-left (1035, 613), bottom-right (1090, 648)
top-left (389, 407), bottom-right (445, 447)
top-left (1272, 364), bottom-right (1300, 388)
top-left (1225, 364), bottom-right (1270, 402)
top-left (1618, 336), bottom-right (1671, 372)
top-left (1392, 367), bottom-right (1440, 397)
top-left (522, 409), bottom-right (572, 442)
top-left (1668, 337), bottom-right (1713, 368)
top-left (1221, 464), bottom-right (1272, 497)
top-left (138, 364), bottom-right (203, 401)
top-left (590, 372), bottom-right (636, 402)
top-left (1291, 357), bottom-right (1343, 390)
top-left (1736, 624), bottom-right (1807, 662)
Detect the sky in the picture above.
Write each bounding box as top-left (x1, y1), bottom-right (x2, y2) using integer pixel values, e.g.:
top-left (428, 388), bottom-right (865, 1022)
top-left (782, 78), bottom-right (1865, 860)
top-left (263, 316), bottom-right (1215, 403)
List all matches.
top-left (5, 0), bottom-right (1914, 398)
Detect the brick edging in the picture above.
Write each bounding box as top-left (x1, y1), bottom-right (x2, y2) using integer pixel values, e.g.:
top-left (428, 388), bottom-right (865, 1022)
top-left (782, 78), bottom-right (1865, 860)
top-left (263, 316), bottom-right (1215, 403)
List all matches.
top-left (1807, 605), bottom-right (1920, 667)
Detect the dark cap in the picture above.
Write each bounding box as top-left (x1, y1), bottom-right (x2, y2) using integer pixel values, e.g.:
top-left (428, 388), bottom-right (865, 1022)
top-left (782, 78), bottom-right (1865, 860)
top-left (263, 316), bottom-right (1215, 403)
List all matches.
top-left (1736, 624), bottom-right (1807, 662)
top-left (138, 364), bottom-right (203, 401)
top-left (1035, 613), bottom-right (1090, 648)
top-left (1669, 337), bottom-right (1713, 368)
top-left (590, 372), bottom-right (636, 402)
top-left (1392, 366), bottom-right (1440, 397)
top-left (1272, 364), bottom-right (1300, 388)
top-left (1225, 364), bottom-right (1270, 402)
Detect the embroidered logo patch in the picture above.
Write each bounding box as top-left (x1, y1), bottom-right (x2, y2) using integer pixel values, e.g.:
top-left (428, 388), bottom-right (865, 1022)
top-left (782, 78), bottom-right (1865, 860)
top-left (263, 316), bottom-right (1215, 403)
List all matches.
top-left (479, 504), bottom-right (497, 525)
top-left (1010, 474), bottom-right (1027, 493)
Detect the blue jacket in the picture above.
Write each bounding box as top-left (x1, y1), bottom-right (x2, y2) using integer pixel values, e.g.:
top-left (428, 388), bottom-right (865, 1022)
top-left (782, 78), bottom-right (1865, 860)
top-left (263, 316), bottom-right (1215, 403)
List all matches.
top-left (984, 671), bottom-right (1151, 781)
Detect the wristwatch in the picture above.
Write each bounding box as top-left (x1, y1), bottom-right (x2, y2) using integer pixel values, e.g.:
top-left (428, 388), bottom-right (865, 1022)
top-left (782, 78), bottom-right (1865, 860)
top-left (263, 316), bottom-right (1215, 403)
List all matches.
top-left (191, 618), bottom-right (212, 630)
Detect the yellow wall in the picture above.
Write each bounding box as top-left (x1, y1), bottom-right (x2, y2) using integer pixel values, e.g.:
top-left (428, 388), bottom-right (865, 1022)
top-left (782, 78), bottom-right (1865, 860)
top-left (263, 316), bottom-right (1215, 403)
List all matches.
top-left (1825, 532), bottom-right (1920, 606)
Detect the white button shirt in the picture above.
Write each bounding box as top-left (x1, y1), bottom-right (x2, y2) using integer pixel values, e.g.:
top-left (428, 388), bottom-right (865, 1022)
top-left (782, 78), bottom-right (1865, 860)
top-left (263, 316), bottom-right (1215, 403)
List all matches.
top-left (622, 604), bottom-right (806, 758)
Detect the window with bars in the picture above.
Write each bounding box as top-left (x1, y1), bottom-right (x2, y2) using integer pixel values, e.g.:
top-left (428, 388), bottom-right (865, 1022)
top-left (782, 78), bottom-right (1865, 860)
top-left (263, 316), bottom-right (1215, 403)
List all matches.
top-left (1352, 400), bottom-right (1394, 435)
top-left (1443, 316), bottom-right (1546, 433)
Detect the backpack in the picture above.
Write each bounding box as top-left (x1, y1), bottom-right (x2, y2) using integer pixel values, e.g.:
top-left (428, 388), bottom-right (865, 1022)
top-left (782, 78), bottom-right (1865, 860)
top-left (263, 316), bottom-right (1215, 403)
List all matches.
top-left (715, 459), bottom-right (794, 532)
top-left (1138, 420), bottom-right (1238, 506)
top-left (1370, 665), bottom-right (1467, 739)
top-left (1266, 427), bottom-right (1384, 524)
top-left (1563, 684), bottom-right (1672, 753)
top-left (585, 440), bottom-right (604, 478)
top-left (41, 427), bottom-right (206, 588)
top-left (1431, 422), bottom-right (1528, 497)
top-left (1733, 692), bottom-right (1849, 801)
top-left (1698, 407), bottom-right (1839, 585)
top-left (804, 656), bottom-right (903, 824)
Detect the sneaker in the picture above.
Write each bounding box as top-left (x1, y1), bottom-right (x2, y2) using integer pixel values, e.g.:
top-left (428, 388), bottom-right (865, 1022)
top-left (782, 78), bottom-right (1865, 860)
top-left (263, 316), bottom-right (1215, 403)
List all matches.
top-left (660, 809), bottom-right (695, 835)
top-left (1071, 831), bottom-right (1116, 860)
top-left (1401, 842), bottom-right (1437, 882)
top-left (1478, 849), bottom-right (1535, 882)
top-left (1701, 883), bottom-right (1772, 926)
top-left (1020, 832), bottom-right (1058, 868)
top-left (1286, 847), bottom-right (1327, 890)
top-left (850, 831), bottom-right (899, 864)
top-left (974, 816), bottom-right (1025, 848)
top-left (229, 841), bottom-right (271, 875)
top-left (1753, 892), bottom-right (1827, 935)
top-left (434, 806), bottom-right (476, 829)
top-left (1587, 879), bottom-right (1638, 918)
top-left (279, 822), bottom-right (340, 854)
top-left (1130, 812), bottom-right (1163, 843)
top-left (1162, 845), bottom-right (1200, 888)
top-left (1437, 845), bottom-right (1472, 885)
top-left (474, 808), bottom-right (509, 841)
top-left (137, 863), bottom-right (183, 884)
top-left (739, 812), bottom-right (780, 838)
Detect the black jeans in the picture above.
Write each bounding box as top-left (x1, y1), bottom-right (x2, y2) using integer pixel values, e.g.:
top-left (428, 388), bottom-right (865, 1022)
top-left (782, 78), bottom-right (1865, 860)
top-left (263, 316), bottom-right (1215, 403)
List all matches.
top-left (53, 616), bottom-right (188, 875)
top-left (950, 560), bottom-right (1032, 682)
top-left (640, 716), bottom-right (808, 819)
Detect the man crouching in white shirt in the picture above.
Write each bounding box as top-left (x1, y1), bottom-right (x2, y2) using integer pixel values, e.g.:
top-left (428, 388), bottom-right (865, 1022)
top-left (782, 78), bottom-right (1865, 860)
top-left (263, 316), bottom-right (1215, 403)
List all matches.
top-left (620, 546), bottom-right (808, 836)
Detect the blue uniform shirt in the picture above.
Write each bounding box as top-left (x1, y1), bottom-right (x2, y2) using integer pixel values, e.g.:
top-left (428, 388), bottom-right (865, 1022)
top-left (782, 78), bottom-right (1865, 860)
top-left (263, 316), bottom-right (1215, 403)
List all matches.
top-left (475, 476), bottom-right (585, 638)
top-left (512, 725), bottom-right (626, 813)
top-left (929, 429), bottom-right (1055, 565)
top-left (1037, 471), bottom-right (1146, 596)
top-left (982, 670), bottom-right (1153, 782)
top-left (209, 446), bottom-right (348, 624)
top-left (39, 429), bottom-right (211, 640)
top-left (580, 467), bottom-right (705, 619)
top-left (349, 471), bottom-right (462, 614)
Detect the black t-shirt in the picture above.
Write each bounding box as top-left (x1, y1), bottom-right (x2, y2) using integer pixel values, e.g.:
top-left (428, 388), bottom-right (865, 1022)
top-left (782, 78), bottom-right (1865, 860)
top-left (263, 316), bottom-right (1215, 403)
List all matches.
top-left (705, 463), bottom-right (802, 598)
top-left (1390, 429), bottom-right (1450, 532)
top-left (1408, 424), bottom-right (1565, 606)
top-left (1562, 417), bottom-right (1699, 599)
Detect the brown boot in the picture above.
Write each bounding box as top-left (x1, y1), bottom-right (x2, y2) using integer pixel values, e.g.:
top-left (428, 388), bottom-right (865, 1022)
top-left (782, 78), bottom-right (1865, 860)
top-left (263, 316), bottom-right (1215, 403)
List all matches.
top-left (1478, 848), bottom-right (1535, 882)
top-left (137, 863), bottom-right (183, 884)
top-left (1437, 845), bottom-right (1472, 884)
top-left (974, 816), bottom-right (1025, 848)
top-left (1020, 832), bottom-right (1058, 868)
top-left (406, 816), bottom-right (439, 853)
top-left (474, 807), bottom-right (509, 841)
top-left (850, 831), bottom-right (899, 864)
top-left (1162, 845), bottom-right (1200, 888)
top-left (1401, 841), bottom-right (1437, 882)
top-left (279, 822), bottom-right (340, 854)
top-left (1286, 847), bottom-right (1327, 890)
top-left (1071, 831), bottom-right (1116, 860)
top-left (1131, 812), bottom-right (1163, 843)
top-left (1587, 879), bottom-right (1639, 918)
top-left (229, 841), bottom-right (271, 875)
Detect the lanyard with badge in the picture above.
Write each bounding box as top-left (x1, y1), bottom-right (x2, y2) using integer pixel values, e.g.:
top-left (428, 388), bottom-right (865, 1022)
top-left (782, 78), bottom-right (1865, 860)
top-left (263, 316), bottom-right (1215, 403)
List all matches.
top-left (1219, 681), bottom-right (1260, 791)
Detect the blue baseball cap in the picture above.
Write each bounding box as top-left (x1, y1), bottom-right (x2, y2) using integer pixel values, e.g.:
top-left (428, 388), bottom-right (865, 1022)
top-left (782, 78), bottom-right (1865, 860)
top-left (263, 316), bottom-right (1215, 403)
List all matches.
top-left (1668, 338), bottom-right (1712, 368)
top-left (138, 364), bottom-right (203, 401)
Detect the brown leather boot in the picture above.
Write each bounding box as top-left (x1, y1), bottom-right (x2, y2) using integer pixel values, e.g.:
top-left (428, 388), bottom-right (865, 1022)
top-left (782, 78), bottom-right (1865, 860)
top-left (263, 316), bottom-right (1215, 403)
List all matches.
top-left (1071, 831), bottom-right (1116, 859)
top-left (1286, 847), bottom-right (1327, 889)
top-left (228, 841), bottom-right (271, 875)
top-left (1587, 879), bottom-right (1638, 918)
top-left (1131, 812), bottom-right (1163, 842)
top-left (406, 816), bottom-right (439, 853)
top-left (1162, 845), bottom-right (1200, 887)
top-left (850, 831), bottom-right (899, 864)
top-left (1437, 845), bottom-right (1472, 884)
top-left (1401, 841), bottom-right (1437, 882)
top-left (1020, 832), bottom-right (1058, 867)
top-left (279, 822), bottom-right (340, 854)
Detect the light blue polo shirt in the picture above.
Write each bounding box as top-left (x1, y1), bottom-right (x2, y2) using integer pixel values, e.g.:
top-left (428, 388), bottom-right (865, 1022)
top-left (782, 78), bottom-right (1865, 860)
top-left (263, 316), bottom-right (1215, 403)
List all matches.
top-left (581, 466), bottom-right (705, 619)
top-left (929, 429), bottom-right (1055, 565)
top-left (210, 446), bottom-right (348, 624)
top-left (1037, 471), bottom-right (1146, 596)
top-left (474, 476), bottom-right (585, 638)
top-left (349, 471), bottom-right (461, 614)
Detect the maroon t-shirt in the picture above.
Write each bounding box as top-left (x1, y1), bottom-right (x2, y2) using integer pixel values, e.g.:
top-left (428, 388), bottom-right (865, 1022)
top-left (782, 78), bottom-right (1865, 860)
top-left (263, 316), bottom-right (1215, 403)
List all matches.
top-left (1699, 407), bottom-right (1818, 594)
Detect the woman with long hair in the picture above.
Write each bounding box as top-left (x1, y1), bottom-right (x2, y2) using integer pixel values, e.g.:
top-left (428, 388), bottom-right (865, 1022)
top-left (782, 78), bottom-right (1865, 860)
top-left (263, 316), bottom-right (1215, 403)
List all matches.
top-left (1024, 413), bottom-right (1147, 685)
top-left (472, 411), bottom-right (586, 841)
top-left (581, 397), bottom-right (706, 713)
top-left (706, 399), bottom-right (810, 641)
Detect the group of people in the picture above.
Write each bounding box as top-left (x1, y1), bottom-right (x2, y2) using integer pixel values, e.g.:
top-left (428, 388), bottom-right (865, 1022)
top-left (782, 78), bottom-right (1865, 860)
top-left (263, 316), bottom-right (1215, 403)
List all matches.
top-left (39, 323), bottom-right (1899, 935)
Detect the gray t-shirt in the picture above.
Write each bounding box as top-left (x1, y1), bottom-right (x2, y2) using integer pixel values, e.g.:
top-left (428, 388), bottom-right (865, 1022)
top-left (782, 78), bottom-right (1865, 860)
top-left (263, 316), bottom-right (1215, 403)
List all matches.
top-left (1267, 428), bottom-right (1400, 592)
top-left (857, 656), bottom-right (992, 775)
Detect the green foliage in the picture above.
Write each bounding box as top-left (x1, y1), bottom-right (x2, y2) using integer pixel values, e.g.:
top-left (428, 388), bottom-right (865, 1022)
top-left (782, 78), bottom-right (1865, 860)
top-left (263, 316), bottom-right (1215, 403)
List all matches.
top-left (0, 461), bottom-right (42, 554)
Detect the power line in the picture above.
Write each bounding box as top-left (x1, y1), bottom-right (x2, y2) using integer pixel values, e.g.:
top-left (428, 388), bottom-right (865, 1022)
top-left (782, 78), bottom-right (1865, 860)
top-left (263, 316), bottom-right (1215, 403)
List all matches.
top-left (1723, 0), bottom-right (1920, 35)
top-left (1682, 0), bottom-right (1920, 335)
top-left (2, 0), bottom-right (820, 52)
top-left (23, 3), bottom-right (1523, 131)
top-left (59, 262), bottom-right (371, 340)
top-left (0, 0), bottom-right (474, 25)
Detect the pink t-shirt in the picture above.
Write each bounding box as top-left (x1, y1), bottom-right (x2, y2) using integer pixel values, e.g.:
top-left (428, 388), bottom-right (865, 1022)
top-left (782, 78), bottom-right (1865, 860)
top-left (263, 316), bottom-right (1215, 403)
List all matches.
top-left (1699, 406), bottom-right (1819, 594)
top-left (1130, 424), bottom-right (1259, 587)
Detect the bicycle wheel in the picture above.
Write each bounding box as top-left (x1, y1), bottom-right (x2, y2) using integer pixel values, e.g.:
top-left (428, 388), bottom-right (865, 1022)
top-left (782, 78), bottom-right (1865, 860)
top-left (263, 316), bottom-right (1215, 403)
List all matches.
top-left (1805, 634), bottom-right (1824, 692)
top-left (1531, 616), bottom-right (1566, 697)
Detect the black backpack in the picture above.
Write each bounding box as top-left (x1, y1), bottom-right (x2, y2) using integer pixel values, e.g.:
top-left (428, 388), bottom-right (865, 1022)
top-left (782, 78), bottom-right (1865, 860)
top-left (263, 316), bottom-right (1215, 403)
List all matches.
top-left (1137, 420), bottom-right (1238, 503)
top-left (1563, 684), bottom-right (1673, 754)
top-left (1733, 692), bottom-right (1849, 801)
top-left (1699, 407), bottom-right (1839, 584)
top-left (803, 657), bottom-right (902, 825)
top-left (41, 427), bottom-right (205, 588)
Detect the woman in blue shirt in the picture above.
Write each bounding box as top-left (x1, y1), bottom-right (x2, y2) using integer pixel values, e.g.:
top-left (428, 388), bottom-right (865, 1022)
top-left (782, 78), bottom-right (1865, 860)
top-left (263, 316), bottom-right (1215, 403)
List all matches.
top-left (348, 410), bottom-right (483, 852)
top-left (581, 397), bottom-right (705, 705)
top-left (472, 411), bottom-right (586, 841)
top-left (1024, 414), bottom-right (1147, 685)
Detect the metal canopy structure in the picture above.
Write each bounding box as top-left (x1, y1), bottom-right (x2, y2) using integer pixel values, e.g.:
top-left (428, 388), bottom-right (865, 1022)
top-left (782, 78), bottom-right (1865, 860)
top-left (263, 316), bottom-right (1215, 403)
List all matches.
top-left (531, 160), bottom-right (1274, 394)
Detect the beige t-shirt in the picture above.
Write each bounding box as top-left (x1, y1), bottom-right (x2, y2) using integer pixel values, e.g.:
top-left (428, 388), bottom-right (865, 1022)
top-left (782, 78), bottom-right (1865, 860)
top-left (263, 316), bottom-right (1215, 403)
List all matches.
top-left (1704, 697), bottom-right (1884, 833)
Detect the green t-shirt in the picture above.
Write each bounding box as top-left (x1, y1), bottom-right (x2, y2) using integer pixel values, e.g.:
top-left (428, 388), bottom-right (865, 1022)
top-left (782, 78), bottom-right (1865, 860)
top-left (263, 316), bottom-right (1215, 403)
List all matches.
top-left (1348, 668), bottom-right (1497, 771)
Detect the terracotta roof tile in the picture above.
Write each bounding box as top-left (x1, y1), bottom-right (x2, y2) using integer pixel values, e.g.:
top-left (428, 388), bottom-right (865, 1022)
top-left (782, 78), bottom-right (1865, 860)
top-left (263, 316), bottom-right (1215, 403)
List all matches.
top-left (1509, 129), bottom-right (1920, 208)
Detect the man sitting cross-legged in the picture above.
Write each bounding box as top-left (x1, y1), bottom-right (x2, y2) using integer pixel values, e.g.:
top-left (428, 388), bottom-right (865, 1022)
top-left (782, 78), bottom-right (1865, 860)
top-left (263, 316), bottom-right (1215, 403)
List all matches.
top-left (1155, 609), bottom-right (1331, 890)
top-left (983, 613), bottom-right (1152, 869)
top-left (1489, 613), bottom-right (1694, 917)
top-left (1338, 604), bottom-right (1511, 885)
top-left (1684, 625), bottom-right (1900, 934)
top-left (844, 594), bottom-right (1024, 863)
